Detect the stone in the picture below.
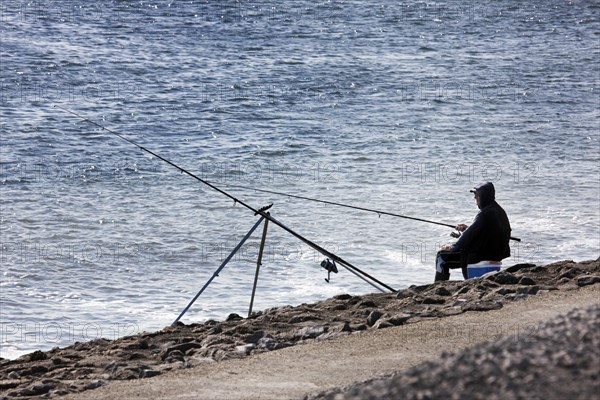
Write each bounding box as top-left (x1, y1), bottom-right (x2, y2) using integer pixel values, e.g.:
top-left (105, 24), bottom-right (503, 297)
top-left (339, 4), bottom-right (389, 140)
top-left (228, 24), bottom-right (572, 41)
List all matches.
top-left (235, 344), bottom-right (256, 355)
top-left (245, 331), bottom-right (267, 344)
top-left (19, 382), bottom-right (55, 396)
top-left (0, 379), bottom-right (20, 390)
top-left (333, 294), bottom-right (352, 300)
top-left (494, 287), bottom-right (516, 295)
top-left (294, 325), bottom-right (327, 340)
top-left (226, 313), bottom-right (243, 322)
top-left (422, 296), bottom-right (446, 305)
top-left (387, 313), bottom-right (412, 326)
top-left (366, 310), bottom-right (384, 327)
top-left (7, 371), bottom-right (19, 379)
top-left (558, 268), bottom-right (583, 280)
top-left (140, 369), bottom-right (161, 378)
top-left (201, 335), bottom-right (226, 348)
top-left (85, 380), bottom-right (105, 390)
top-left (163, 350), bottom-right (185, 363)
top-left (356, 300), bottom-right (377, 308)
top-left (488, 272), bottom-right (519, 285)
top-left (435, 287), bottom-right (452, 296)
top-left (517, 286), bottom-right (541, 295)
top-left (29, 350), bottom-right (48, 361)
top-left (330, 322), bottom-right (352, 333)
top-left (288, 314), bottom-right (320, 324)
top-left (453, 299), bottom-right (467, 307)
top-left (455, 286), bottom-right (471, 295)
top-left (257, 337), bottom-right (278, 350)
top-left (373, 319), bottom-right (394, 329)
top-left (164, 342), bottom-right (203, 356)
top-left (331, 304), bottom-right (348, 311)
top-left (396, 289), bottom-right (415, 299)
top-left (462, 301), bottom-right (503, 312)
top-left (576, 275), bottom-right (600, 287)
top-left (505, 263), bottom-right (536, 273)
top-left (519, 277), bottom-right (536, 285)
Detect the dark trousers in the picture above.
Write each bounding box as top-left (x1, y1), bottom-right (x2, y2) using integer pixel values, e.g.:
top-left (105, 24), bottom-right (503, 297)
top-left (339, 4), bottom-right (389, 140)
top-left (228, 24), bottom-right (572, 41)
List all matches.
top-left (435, 251), bottom-right (467, 281)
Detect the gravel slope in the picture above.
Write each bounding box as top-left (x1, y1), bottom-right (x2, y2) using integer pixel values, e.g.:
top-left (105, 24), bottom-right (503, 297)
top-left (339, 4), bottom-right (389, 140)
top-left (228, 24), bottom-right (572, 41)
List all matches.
top-left (309, 302), bottom-right (600, 400)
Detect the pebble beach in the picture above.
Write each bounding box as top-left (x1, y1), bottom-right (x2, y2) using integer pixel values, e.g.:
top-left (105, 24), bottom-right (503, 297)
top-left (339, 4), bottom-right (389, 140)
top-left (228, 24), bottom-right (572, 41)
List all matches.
top-left (0, 259), bottom-right (598, 399)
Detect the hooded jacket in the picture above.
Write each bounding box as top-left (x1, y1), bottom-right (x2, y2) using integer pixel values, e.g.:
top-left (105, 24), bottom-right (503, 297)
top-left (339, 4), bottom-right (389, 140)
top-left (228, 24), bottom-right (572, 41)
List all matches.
top-left (451, 182), bottom-right (511, 264)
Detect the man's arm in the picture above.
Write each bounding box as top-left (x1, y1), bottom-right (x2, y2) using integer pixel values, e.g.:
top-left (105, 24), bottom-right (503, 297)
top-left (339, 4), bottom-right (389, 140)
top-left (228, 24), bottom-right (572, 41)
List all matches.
top-left (451, 213), bottom-right (484, 252)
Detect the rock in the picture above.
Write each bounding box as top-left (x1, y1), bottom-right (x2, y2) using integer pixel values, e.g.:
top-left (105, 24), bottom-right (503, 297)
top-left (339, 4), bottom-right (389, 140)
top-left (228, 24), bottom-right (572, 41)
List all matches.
top-left (519, 277), bottom-right (536, 285)
top-left (208, 326), bottom-right (222, 334)
top-left (85, 380), bottom-right (105, 390)
top-left (373, 319), bottom-right (394, 329)
top-left (0, 379), bottom-right (20, 390)
top-left (434, 287), bottom-right (452, 296)
top-left (576, 275), bottom-right (600, 287)
top-left (29, 350), bottom-right (48, 361)
top-left (494, 287), bottom-right (516, 295)
top-left (488, 272), bottom-right (519, 285)
top-left (333, 294), bottom-right (352, 300)
top-left (226, 313), bottom-right (243, 322)
top-left (201, 335), bottom-right (227, 348)
top-left (22, 365), bottom-right (49, 375)
top-left (395, 289), bottom-right (415, 299)
top-left (367, 310), bottom-right (384, 327)
top-left (462, 301), bottom-right (503, 312)
top-left (356, 300), bottom-right (377, 308)
top-left (18, 381), bottom-right (55, 396)
top-left (558, 267), bottom-right (583, 280)
top-left (455, 286), bottom-right (471, 295)
top-left (245, 331), bottom-right (267, 344)
top-left (505, 263), bottom-right (536, 273)
top-left (112, 367), bottom-right (142, 380)
top-left (166, 342), bottom-right (203, 354)
top-left (162, 350), bottom-right (185, 363)
top-left (7, 371), bottom-right (19, 379)
top-left (288, 314), bottom-right (320, 324)
top-left (294, 326), bottom-right (327, 340)
top-left (331, 304), bottom-right (348, 311)
top-left (257, 337), bottom-right (277, 350)
top-left (452, 299), bottom-right (467, 307)
top-left (140, 369), bottom-right (161, 378)
top-left (330, 322), bottom-right (352, 333)
top-left (104, 360), bottom-right (127, 373)
top-left (517, 286), bottom-right (541, 295)
top-left (421, 296), bottom-right (446, 305)
top-left (387, 313), bottom-right (412, 326)
top-left (124, 339), bottom-right (149, 350)
top-left (235, 344), bottom-right (256, 355)
top-left (350, 324), bottom-right (368, 331)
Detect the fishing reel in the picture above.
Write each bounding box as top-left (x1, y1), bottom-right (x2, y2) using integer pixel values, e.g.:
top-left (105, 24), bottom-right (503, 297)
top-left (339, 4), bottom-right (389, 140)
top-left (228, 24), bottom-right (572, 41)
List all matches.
top-left (320, 258), bottom-right (338, 283)
top-left (450, 230), bottom-right (462, 239)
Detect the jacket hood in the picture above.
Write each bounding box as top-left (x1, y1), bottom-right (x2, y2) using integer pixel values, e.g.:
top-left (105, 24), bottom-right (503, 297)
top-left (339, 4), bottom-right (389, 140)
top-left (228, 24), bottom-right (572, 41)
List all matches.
top-left (471, 181), bottom-right (495, 209)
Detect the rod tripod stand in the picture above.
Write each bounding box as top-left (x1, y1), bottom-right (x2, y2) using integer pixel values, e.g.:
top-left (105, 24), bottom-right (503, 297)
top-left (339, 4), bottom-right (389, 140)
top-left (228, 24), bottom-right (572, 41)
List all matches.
top-left (172, 213), bottom-right (271, 326)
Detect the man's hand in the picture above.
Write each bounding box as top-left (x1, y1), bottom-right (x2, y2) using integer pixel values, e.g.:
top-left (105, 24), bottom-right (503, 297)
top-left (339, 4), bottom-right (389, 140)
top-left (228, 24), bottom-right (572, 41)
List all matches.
top-left (440, 244), bottom-right (453, 252)
top-left (455, 224), bottom-right (468, 232)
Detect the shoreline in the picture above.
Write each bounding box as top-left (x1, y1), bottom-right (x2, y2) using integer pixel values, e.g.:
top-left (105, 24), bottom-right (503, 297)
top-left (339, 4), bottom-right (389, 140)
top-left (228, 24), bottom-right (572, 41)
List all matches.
top-left (1, 259), bottom-right (599, 399)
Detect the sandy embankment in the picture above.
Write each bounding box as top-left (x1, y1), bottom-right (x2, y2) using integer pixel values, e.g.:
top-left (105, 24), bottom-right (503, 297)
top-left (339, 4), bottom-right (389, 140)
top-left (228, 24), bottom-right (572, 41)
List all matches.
top-left (1, 259), bottom-right (599, 400)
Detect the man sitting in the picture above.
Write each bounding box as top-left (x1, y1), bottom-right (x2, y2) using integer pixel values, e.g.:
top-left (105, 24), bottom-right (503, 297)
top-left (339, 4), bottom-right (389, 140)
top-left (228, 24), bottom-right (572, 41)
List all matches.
top-left (435, 182), bottom-right (511, 281)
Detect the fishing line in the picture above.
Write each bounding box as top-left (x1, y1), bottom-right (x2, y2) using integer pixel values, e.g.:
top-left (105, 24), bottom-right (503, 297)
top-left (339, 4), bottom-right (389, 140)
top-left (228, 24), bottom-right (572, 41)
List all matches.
top-left (215, 182), bottom-right (522, 242)
top-left (55, 105), bottom-right (395, 292)
top-left (215, 182), bottom-right (455, 228)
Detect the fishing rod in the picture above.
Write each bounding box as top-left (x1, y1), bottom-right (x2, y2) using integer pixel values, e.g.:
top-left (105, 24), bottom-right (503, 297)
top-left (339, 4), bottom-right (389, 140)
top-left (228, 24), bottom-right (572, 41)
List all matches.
top-left (55, 105), bottom-right (396, 292)
top-left (215, 182), bottom-right (522, 242)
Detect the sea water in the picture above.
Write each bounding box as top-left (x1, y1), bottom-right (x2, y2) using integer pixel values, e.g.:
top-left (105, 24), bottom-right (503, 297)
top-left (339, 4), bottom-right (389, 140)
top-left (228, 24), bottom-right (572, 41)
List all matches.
top-left (0, 1), bottom-right (598, 359)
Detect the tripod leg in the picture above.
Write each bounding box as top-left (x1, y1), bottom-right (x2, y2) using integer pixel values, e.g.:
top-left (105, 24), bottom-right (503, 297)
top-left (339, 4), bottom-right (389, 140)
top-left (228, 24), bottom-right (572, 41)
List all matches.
top-left (248, 213), bottom-right (270, 318)
top-left (172, 216), bottom-right (265, 326)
